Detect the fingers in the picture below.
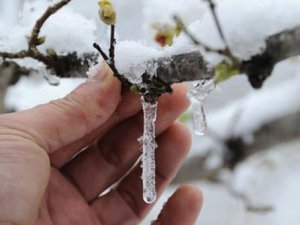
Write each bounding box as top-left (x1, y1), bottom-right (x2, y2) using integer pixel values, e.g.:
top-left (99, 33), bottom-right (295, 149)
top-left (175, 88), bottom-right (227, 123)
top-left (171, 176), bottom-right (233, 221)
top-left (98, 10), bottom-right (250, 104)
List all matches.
top-left (0, 136), bottom-right (50, 225)
top-left (1, 64), bottom-right (121, 153)
top-left (152, 185), bottom-right (203, 225)
top-left (49, 88), bottom-right (141, 167)
top-left (90, 122), bottom-right (192, 224)
top-left (62, 85), bottom-right (189, 202)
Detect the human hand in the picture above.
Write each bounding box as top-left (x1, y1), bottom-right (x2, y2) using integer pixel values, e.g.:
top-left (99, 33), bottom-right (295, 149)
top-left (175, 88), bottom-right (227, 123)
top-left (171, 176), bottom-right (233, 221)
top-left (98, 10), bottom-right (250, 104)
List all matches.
top-left (0, 64), bottom-right (203, 225)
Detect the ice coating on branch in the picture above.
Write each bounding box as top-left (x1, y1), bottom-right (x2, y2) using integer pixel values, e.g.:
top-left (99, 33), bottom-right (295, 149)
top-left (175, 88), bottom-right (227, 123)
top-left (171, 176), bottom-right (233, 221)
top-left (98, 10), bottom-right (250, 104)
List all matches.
top-left (188, 80), bottom-right (215, 135)
top-left (140, 96), bottom-right (158, 204)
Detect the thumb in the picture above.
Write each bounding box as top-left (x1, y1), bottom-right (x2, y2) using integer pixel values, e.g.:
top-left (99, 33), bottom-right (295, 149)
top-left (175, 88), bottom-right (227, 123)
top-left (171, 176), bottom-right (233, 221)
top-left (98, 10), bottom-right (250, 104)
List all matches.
top-left (4, 63), bottom-right (121, 153)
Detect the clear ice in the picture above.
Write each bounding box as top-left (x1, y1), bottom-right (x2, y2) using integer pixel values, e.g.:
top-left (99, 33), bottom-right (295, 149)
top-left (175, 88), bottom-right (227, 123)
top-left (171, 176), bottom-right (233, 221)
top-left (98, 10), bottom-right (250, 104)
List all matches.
top-left (188, 80), bottom-right (215, 135)
top-left (140, 96), bottom-right (158, 204)
top-left (42, 70), bottom-right (60, 86)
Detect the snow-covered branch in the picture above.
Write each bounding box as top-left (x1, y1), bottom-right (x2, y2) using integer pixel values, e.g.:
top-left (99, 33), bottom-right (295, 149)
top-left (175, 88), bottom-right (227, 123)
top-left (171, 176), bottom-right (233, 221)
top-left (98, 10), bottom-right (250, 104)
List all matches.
top-left (0, 0), bottom-right (79, 77)
top-left (241, 26), bottom-right (300, 88)
top-left (27, 0), bottom-right (71, 50)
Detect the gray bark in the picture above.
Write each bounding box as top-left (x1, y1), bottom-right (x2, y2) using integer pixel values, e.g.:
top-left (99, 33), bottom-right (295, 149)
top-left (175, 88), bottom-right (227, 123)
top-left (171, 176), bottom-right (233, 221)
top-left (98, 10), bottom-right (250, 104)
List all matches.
top-left (241, 26), bottom-right (300, 88)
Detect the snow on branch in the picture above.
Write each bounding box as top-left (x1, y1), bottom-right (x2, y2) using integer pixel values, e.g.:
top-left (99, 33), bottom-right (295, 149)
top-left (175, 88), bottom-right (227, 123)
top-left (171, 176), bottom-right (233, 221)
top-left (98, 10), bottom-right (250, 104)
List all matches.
top-left (241, 26), bottom-right (300, 88)
top-left (27, 0), bottom-right (71, 50)
top-left (0, 0), bottom-right (97, 79)
top-left (1, 0), bottom-right (300, 93)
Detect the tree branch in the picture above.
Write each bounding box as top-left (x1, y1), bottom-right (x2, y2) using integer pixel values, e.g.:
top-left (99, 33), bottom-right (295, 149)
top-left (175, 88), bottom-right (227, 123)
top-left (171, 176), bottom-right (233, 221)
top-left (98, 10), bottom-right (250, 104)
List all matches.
top-left (241, 26), bottom-right (300, 88)
top-left (0, 0), bottom-right (73, 75)
top-left (173, 15), bottom-right (227, 55)
top-left (0, 51), bottom-right (29, 59)
top-left (28, 0), bottom-right (71, 50)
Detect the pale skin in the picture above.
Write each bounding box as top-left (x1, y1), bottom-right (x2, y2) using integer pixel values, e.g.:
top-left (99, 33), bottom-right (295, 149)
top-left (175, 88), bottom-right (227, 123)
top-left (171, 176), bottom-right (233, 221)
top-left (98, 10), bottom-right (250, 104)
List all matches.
top-left (0, 64), bottom-right (203, 225)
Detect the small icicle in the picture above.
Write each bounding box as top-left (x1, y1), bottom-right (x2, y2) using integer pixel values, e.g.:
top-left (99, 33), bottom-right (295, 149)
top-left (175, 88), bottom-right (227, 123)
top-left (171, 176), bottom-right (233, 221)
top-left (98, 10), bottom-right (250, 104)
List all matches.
top-left (140, 96), bottom-right (158, 204)
top-left (188, 79), bottom-right (215, 135)
top-left (42, 70), bottom-right (60, 86)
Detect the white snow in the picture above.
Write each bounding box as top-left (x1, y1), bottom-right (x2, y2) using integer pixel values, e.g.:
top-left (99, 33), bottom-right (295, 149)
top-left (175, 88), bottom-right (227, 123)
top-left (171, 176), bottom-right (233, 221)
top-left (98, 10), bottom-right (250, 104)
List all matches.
top-left (5, 74), bottom-right (85, 111)
top-left (207, 60), bottom-right (300, 140)
top-left (1, 0), bottom-right (300, 224)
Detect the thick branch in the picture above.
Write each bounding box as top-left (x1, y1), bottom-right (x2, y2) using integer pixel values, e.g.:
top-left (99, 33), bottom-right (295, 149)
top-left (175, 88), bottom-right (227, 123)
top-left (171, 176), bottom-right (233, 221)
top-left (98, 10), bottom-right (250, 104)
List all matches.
top-left (150, 51), bottom-right (213, 84)
top-left (224, 111), bottom-right (300, 169)
top-left (175, 111), bottom-right (300, 183)
top-left (0, 51), bottom-right (29, 59)
top-left (241, 26), bottom-right (300, 88)
top-left (138, 51), bottom-right (214, 103)
top-left (0, 52), bottom-right (97, 79)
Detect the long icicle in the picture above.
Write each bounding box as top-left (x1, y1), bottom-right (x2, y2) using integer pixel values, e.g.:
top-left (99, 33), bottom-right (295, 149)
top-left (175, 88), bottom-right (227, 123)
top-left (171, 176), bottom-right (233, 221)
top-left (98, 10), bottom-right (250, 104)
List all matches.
top-left (140, 96), bottom-right (158, 204)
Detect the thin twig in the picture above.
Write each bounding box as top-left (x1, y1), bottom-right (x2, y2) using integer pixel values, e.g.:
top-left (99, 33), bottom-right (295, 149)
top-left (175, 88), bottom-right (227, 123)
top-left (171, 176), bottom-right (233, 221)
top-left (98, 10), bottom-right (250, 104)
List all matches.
top-left (28, 0), bottom-right (71, 50)
top-left (93, 42), bottom-right (129, 85)
top-left (93, 24), bottom-right (131, 86)
top-left (173, 15), bottom-right (227, 55)
top-left (205, 0), bottom-right (239, 65)
top-left (0, 0), bottom-right (72, 72)
top-left (109, 25), bottom-right (116, 65)
top-left (0, 51), bottom-right (29, 59)
top-left (93, 43), bottom-right (109, 61)
top-left (206, 0), bottom-right (227, 46)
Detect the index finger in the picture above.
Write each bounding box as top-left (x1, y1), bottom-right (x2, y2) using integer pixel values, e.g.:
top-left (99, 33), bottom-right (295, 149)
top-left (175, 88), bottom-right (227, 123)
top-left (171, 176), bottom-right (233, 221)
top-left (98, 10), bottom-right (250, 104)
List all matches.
top-left (0, 64), bottom-right (121, 153)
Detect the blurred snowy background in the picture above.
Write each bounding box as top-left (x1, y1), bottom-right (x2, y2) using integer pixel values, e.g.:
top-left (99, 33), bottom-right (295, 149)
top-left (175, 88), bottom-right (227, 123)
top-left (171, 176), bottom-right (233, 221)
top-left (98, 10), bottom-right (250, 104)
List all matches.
top-left (1, 0), bottom-right (300, 224)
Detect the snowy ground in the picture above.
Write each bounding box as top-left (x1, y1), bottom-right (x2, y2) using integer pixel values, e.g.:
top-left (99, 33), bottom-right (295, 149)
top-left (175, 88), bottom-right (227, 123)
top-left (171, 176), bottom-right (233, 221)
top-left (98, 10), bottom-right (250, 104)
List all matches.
top-left (1, 0), bottom-right (300, 224)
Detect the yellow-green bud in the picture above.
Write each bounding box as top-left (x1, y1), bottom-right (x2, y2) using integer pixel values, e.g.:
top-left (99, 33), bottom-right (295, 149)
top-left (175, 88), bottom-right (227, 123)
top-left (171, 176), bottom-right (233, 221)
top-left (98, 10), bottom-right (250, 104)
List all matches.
top-left (36, 36), bottom-right (46, 46)
top-left (214, 62), bottom-right (239, 84)
top-left (130, 84), bottom-right (141, 94)
top-left (46, 48), bottom-right (58, 59)
top-left (98, 0), bottom-right (116, 25)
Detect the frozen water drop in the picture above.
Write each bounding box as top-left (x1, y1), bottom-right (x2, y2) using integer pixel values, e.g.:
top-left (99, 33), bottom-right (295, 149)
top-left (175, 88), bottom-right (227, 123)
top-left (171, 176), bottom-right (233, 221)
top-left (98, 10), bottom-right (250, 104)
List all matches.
top-left (140, 96), bottom-right (158, 204)
top-left (143, 193), bottom-right (157, 204)
top-left (42, 70), bottom-right (60, 86)
top-left (188, 79), bottom-right (215, 135)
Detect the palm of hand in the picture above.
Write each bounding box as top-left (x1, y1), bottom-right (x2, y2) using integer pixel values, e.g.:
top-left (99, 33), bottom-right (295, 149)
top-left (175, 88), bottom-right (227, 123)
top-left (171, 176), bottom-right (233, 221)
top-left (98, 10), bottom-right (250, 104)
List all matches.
top-left (0, 67), bottom-right (202, 225)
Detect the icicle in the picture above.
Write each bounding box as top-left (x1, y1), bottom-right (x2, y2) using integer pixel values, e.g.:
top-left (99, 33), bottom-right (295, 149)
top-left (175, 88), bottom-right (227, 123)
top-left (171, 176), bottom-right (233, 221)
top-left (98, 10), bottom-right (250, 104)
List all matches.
top-left (188, 79), bottom-right (215, 135)
top-left (140, 96), bottom-right (158, 204)
top-left (42, 70), bottom-right (60, 86)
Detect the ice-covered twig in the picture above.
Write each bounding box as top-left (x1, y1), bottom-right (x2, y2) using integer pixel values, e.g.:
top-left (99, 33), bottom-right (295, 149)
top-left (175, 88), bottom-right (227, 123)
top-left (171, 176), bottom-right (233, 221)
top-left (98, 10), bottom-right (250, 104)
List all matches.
top-left (140, 51), bottom-right (214, 103)
top-left (93, 47), bottom-right (214, 102)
